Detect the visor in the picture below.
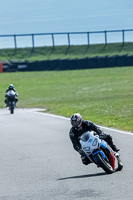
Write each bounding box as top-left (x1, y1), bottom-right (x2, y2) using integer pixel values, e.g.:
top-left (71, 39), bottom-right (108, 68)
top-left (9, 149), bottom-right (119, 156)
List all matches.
top-left (71, 121), bottom-right (81, 128)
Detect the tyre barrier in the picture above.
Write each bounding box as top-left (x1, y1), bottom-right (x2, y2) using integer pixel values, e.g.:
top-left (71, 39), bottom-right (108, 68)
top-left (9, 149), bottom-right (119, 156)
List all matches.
top-left (2, 55), bottom-right (133, 72)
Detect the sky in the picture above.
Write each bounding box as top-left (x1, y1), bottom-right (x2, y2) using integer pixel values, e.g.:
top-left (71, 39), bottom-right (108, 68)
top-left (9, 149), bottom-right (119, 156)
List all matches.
top-left (0, 0), bottom-right (133, 47)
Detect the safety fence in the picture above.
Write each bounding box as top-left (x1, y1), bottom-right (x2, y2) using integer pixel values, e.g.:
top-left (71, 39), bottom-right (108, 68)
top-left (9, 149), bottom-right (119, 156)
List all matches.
top-left (0, 29), bottom-right (133, 49)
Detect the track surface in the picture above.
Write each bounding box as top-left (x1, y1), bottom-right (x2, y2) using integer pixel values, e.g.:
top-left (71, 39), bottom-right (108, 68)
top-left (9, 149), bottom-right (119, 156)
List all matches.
top-left (0, 108), bottom-right (133, 200)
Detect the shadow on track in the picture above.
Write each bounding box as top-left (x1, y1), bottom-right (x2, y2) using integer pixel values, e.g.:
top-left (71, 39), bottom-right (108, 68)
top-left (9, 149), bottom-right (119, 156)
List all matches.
top-left (57, 172), bottom-right (107, 181)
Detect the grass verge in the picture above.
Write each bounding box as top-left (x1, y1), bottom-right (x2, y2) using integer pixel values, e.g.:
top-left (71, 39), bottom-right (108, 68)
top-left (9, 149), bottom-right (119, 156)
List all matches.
top-left (1, 42), bottom-right (133, 62)
top-left (0, 66), bottom-right (132, 132)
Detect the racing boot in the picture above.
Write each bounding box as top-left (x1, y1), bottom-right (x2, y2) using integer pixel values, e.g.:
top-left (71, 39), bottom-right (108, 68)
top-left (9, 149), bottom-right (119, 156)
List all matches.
top-left (81, 155), bottom-right (92, 165)
top-left (6, 103), bottom-right (9, 108)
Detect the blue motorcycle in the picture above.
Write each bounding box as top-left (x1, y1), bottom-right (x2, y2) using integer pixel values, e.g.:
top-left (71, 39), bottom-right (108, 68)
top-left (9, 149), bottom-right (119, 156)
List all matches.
top-left (80, 131), bottom-right (123, 174)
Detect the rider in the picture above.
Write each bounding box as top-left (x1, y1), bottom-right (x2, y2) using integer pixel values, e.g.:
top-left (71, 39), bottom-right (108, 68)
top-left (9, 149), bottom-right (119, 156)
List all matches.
top-left (69, 113), bottom-right (120, 165)
top-left (5, 84), bottom-right (18, 107)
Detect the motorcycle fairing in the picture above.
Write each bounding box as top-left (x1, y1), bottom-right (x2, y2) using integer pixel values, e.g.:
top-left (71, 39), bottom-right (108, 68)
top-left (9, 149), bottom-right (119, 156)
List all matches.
top-left (93, 150), bottom-right (106, 159)
top-left (100, 140), bottom-right (107, 149)
top-left (108, 150), bottom-right (115, 170)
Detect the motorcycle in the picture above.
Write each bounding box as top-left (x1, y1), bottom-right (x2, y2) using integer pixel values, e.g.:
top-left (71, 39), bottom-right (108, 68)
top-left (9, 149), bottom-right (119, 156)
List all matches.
top-left (6, 90), bottom-right (16, 114)
top-left (79, 131), bottom-right (123, 174)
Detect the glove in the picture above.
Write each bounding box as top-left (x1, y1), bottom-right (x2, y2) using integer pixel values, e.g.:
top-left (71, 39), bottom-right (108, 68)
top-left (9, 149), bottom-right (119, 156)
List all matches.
top-left (99, 133), bottom-right (106, 140)
top-left (78, 149), bottom-right (85, 156)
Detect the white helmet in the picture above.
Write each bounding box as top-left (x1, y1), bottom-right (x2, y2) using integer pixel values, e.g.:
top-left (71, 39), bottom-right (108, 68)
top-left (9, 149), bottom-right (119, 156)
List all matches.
top-left (8, 84), bottom-right (14, 90)
top-left (70, 113), bottom-right (82, 129)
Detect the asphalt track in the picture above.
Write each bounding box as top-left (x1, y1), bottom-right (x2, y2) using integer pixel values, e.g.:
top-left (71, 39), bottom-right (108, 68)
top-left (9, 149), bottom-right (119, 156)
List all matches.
top-left (0, 108), bottom-right (133, 200)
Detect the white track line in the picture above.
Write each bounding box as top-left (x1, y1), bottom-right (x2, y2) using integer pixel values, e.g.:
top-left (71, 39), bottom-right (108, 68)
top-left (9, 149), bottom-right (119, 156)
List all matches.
top-left (29, 109), bottom-right (133, 136)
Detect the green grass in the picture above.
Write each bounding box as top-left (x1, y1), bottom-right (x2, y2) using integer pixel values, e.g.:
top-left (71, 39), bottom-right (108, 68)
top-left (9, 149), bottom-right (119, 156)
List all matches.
top-left (1, 42), bottom-right (133, 62)
top-left (0, 67), bottom-right (132, 132)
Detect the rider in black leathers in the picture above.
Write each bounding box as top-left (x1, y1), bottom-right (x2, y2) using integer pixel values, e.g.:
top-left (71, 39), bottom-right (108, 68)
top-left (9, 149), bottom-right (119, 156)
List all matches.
top-left (5, 84), bottom-right (18, 107)
top-left (69, 113), bottom-right (120, 165)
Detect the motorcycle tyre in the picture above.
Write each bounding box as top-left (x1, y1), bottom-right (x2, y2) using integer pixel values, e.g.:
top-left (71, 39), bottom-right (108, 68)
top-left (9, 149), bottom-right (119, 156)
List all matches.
top-left (10, 102), bottom-right (14, 114)
top-left (94, 153), bottom-right (114, 174)
top-left (117, 158), bottom-right (123, 171)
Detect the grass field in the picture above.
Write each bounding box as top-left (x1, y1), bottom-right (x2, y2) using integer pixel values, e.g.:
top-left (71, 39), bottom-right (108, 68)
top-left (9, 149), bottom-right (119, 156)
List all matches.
top-left (1, 42), bottom-right (133, 62)
top-left (0, 66), bottom-right (132, 132)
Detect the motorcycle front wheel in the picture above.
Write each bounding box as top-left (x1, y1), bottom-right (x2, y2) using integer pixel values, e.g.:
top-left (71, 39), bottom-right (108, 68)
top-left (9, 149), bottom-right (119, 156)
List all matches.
top-left (10, 102), bottom-right (14, 114)
top-left (94, 153), bottom-right (114, 174)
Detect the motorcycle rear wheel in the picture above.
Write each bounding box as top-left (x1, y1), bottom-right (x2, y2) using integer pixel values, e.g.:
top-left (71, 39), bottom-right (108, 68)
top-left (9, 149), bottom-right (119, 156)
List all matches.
top-left (94, 153), bottom-right (114, 174)
top-left (117, 158), bottom-right (123, 171)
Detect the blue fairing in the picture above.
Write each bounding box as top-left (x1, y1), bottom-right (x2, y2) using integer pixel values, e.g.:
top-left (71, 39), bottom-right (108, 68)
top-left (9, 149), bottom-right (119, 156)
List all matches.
top-left (100, 140), bottom-right (107, 149)
top-left (93, 151), bottom-right (106, 159)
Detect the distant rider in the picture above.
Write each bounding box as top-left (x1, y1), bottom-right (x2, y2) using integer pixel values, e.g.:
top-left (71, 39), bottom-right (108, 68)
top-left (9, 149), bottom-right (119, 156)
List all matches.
top-left (69, 113), bottom-right (120, 165)
top-left (5, 84), bottom-right (18, 107)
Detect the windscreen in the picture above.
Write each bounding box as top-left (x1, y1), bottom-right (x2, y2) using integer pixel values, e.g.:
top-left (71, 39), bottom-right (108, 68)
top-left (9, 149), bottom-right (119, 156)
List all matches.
top-left (80, 132), bottom-right (90, 142)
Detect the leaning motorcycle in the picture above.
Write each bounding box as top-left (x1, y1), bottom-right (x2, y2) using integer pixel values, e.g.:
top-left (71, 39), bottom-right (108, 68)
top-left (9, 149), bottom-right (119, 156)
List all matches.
top-left (6, 90), bottom-right (16, 114)
top-left (80, 131), bottom-right (123, 174)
